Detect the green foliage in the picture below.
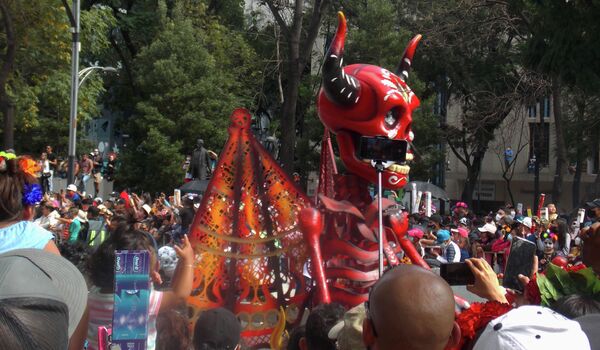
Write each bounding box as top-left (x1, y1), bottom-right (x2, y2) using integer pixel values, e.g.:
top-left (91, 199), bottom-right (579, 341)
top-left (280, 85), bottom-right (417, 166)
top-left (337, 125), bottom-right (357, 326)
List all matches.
top-left (116, 5), bottom-right (261, 191)
top-left (117, 127), bottom-right (184, 193)
top-left (537, 264), bottom-right (600, 307)
top-left (2, 1), bottom-right (116, 155)
top-left (520, 0), bottom-right (600, 93)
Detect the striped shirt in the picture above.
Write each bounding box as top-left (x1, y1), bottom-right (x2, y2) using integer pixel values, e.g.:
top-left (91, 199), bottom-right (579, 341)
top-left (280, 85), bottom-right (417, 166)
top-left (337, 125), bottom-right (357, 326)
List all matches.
top-left (86, 286), bottom-right (163, 350)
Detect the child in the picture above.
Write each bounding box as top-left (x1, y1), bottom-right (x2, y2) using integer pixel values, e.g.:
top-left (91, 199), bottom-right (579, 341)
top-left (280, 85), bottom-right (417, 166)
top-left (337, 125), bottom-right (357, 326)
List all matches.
top-left (68, 228), bottom-right (194, 350)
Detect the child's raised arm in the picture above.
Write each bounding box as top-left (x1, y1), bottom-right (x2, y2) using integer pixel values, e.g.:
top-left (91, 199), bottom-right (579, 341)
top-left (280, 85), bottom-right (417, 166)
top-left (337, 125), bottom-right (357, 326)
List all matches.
top-left (160, 234), bottom-right (194, 311)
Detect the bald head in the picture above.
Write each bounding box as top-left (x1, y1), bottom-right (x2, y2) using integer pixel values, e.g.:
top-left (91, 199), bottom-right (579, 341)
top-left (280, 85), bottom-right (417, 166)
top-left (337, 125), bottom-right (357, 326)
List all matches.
top-left (365, 265), bottom-right (456, 350)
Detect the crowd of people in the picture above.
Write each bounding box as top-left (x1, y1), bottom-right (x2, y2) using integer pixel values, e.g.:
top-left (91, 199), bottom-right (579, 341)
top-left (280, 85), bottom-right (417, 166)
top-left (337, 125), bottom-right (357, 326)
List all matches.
top-left (404, 201), bottom-right (586, 274)
top-left (31, 145), bottom-right (117, 196)
top-left (1, 150), bottom-right (599, 350)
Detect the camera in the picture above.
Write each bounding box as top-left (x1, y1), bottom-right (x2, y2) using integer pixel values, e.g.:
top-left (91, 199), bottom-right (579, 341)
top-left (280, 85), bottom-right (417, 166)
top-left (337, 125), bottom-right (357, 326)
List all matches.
top-left (357, 136), bottom-right (408, 163)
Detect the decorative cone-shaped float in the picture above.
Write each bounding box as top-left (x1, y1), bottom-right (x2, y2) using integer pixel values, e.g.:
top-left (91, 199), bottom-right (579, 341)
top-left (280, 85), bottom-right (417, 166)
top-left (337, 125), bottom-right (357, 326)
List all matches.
top-left (188, 109), bottom-right (312, 348)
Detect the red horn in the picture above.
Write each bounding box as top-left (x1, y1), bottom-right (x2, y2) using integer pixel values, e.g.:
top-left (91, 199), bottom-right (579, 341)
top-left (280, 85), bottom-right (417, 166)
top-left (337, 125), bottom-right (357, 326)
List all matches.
top-left (322, 12), bottom-right (361, 106)
top-left (396, 34), bottom-right (422, 82)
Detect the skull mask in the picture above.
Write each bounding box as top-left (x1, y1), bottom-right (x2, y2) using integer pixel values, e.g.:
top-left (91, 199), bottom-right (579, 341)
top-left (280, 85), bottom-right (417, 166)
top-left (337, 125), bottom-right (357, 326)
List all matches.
top-left (317, 12), bottom-right (421, 189)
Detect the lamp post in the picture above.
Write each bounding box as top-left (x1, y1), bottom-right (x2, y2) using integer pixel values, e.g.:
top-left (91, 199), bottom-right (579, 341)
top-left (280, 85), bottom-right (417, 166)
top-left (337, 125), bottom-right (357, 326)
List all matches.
top-left (66, 64), bottom-right (117, 185)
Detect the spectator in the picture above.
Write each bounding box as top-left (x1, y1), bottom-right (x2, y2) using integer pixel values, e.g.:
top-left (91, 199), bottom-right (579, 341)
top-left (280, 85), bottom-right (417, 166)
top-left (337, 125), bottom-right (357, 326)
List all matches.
top-left (287, 326), bottom-right (306, 350)
top-left (86, 206), bottom-right (108, 248)
top-left (45, 145), bottom-right (57, 192)
top-left (77, 153), bottom-right (94, 193)
top-left (301, 303), bottom-right (345, 350)
top-left (156, 309), bottom-right (191, 350)
top-left (580, 222), bottom-right (600, 274)
top-left (362, 265), bottom-right (460, 350)
top-left (0, 249), bottom-right (87, 349)
top-left (193, 307), bottom-right (242, 350)
top-left (432, 229), bottom-right (460, 263)
top-left (65, 184), bottom-right (81, 204)
top-left (91, 150), bottom-right (103, 197)
top-left (586, 199), bottom-right (600, 223)
top-left (553, 294), bottom-right (600, 319)
top-left (70, 229), bottom-right (194, 350)
top-left (179, 195), bottom-right (196, 236)
top-left (0, 153), bottom-right (59, 255)
top-left (328, 304), bottom-right (366, 350)
top-left (105, 153), bottom-right (116, 182)
top-left (39, 152), bottom-right (51, 194)
top-left (472, 306), bottom-right (590, 350)
top-left (34, 201), bottom-right (60, 232)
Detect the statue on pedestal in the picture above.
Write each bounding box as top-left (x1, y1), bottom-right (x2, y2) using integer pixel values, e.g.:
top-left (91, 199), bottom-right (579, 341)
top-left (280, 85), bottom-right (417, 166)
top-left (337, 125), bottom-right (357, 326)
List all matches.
top-left (190, 139), bottom-right (211, 180)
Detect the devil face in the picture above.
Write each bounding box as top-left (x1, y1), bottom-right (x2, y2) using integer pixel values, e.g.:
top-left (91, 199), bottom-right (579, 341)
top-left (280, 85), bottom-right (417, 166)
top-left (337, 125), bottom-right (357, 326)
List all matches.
top-left (318, 65), bottom-right (419, 189)
top-left (317, 12), bottom-right (421, 190)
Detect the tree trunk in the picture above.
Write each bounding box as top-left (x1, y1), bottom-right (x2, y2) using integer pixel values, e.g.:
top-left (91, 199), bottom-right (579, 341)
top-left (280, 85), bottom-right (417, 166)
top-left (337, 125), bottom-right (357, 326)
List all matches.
top-left (1, 97), bottom-right (14, 150)
top-left (279, 55), bottom-right (301, 172)
top-left (461, 148), bottom-right (486, 207)
top-left (266, 0), bottom-right (330, 173)
top-left (551, 78), bottom-right (567, 206)
top-left (0, 1), bottom-right (16, 150)
top-left (572, 98), bottom-right (586, 208)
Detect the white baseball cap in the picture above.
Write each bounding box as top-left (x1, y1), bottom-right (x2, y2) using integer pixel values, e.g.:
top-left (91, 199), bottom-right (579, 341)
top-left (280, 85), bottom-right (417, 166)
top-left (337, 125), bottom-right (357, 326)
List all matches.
top-left (477, 222), bottom-right (497, 234)
top-left (473, 306), bottom-right (590, 350)
top-left (66, 184), bottom-right (77, 192)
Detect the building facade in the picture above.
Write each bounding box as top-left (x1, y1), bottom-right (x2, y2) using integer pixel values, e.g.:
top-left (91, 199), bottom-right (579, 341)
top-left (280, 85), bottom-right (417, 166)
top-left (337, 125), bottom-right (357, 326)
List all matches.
top-left (444, 96), bottom-right (597, 213)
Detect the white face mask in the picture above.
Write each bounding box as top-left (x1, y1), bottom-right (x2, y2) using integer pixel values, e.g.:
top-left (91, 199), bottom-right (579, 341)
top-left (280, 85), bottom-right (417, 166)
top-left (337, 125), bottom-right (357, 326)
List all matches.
top-left (495, 213), bottom-right (502, 222)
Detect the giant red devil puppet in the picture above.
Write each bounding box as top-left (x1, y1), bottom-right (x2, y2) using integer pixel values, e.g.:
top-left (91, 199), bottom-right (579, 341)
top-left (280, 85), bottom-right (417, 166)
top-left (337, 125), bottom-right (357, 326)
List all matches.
top-left (298, 12), bottom-right (432, 307)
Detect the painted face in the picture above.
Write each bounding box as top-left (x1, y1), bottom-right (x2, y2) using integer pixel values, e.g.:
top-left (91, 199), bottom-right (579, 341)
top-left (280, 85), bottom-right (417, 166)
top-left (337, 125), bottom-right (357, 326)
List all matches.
top-left (543, 238), bottom-right (554, 254)
top-left (318, 13), bottom-right (421, 190)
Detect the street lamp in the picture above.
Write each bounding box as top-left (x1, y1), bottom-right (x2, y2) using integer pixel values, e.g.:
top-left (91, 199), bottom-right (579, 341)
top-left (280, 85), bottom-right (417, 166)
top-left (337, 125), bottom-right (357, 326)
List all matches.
top-left (66, 65), bottom-right (117, 185)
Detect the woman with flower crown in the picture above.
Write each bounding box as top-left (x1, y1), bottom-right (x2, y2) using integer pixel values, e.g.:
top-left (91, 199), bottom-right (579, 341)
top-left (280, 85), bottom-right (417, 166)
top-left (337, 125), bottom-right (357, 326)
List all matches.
top-left (0, 151), bottom-right (60, 255)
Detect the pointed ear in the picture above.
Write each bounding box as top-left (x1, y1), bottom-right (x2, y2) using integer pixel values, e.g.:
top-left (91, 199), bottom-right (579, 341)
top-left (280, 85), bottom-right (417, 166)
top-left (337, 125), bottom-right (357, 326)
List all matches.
top-left (444, 321), bottom-right (461, 350)
top-left (362, 318), bottom-right (376, 348)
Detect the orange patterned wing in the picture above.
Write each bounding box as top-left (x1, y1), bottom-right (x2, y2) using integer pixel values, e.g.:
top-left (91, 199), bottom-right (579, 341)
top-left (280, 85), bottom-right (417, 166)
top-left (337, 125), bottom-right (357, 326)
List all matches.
top-left (188, 108), bottom-right (312, 349)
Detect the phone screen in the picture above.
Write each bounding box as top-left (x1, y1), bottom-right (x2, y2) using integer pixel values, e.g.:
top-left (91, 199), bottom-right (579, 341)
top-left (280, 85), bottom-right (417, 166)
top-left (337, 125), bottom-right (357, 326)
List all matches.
top-left (502, 237), bottom-right (537, 292)
top-left (358, 136), bottom-right (408, 163)
top-left (440, 262), bottom-right (475, 285)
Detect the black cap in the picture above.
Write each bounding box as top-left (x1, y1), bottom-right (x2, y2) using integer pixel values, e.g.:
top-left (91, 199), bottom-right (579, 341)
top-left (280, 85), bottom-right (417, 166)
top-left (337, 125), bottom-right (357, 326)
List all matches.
top-left (429, 214), bottom-right (442, 224)
top-left (193, 308), bottom-right (241, 349)
top-left (586, 199), bottom-right (600, 209)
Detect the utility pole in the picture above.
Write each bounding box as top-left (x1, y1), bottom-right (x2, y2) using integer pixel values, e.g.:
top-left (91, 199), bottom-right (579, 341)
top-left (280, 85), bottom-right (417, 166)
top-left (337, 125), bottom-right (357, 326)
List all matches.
top-left (64, 0), bottom-right (80, 185)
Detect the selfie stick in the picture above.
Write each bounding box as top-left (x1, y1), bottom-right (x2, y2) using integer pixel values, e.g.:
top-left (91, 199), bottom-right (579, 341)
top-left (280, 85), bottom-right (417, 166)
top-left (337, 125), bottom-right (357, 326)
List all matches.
top-left (375, 160), bottom-right (385, 277)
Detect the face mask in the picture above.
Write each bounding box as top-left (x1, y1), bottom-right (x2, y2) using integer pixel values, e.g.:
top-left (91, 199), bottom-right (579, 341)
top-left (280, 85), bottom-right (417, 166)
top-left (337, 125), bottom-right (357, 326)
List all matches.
top-left (574, 237), bottom-right (581, 246)
top-left (495, 214), bottom-right (502, 222)
top-left (510, 210), bottom-right (516, 219)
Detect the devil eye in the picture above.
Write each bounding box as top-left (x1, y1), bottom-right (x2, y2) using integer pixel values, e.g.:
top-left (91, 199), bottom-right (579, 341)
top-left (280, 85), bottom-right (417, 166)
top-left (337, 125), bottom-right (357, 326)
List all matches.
top-left (385, 107), bottom-right (399, 128)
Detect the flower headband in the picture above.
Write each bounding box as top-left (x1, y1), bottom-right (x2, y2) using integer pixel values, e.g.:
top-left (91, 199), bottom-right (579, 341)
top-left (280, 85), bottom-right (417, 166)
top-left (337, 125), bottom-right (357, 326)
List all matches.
top-left (0, 152), bottom-right (43, 206)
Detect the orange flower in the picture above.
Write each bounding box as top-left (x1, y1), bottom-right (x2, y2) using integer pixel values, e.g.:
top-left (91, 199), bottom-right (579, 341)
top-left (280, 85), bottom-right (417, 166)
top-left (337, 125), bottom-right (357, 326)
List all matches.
top-left (18, 157), bottom-right (40, 177)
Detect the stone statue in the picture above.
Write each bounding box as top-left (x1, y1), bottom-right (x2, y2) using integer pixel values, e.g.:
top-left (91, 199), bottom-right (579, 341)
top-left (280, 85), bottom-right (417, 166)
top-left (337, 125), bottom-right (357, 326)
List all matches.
top-left (190, 139), bottom-right (211, 180)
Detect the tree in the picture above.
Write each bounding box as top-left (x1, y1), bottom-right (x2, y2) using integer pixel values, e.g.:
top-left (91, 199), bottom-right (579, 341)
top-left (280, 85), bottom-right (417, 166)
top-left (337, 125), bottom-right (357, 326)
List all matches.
top-left (263, 0), bottom-right (330, 172)
top-left (116, 4), bottom-right (261, 191)
top-left (516, 0), bottom-right (600, 205)
top-left (408, 0), bottom-right (533, 204)
top-left (491, 109), bottom-right (529, 206)
top-left (0, 1), bottom-right (115, 154)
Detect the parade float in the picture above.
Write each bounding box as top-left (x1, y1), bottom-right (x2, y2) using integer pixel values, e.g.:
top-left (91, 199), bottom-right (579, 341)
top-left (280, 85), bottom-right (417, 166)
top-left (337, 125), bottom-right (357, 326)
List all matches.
top-left (188, 12), bottom-right (432, 348)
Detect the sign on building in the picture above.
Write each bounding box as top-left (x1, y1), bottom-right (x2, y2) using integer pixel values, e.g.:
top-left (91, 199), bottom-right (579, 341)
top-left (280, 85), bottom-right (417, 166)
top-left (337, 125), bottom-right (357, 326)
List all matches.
top-left (472, 182), bottom-right (496, 201)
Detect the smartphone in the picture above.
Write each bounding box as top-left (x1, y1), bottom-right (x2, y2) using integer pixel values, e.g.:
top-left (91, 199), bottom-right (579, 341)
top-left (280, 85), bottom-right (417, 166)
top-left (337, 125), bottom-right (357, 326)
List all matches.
top-left (358, 136), bottom-right (408, 163)
top-left (440, 262), bottom-right (475, 285)
top-left (502, 237), bottom-right (537, 292)
top-left (98, 326), bottom-right (112, 350)
top-left (578, 208), bottom-right (586, 228)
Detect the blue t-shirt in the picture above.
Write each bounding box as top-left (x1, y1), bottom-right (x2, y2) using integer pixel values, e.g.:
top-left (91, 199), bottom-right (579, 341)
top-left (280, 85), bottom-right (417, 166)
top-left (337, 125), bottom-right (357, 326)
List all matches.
top-left (0, 221), bottom-right (54, 254)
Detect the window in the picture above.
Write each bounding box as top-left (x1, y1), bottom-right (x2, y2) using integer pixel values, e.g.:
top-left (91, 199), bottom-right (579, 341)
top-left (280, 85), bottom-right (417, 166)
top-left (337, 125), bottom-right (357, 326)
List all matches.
top-left (528, 105), bottom-right (537, 119)
top-left (529, 123), bottom-right (550, 166)
top-left (541, 97), bottom-right (551, 119)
